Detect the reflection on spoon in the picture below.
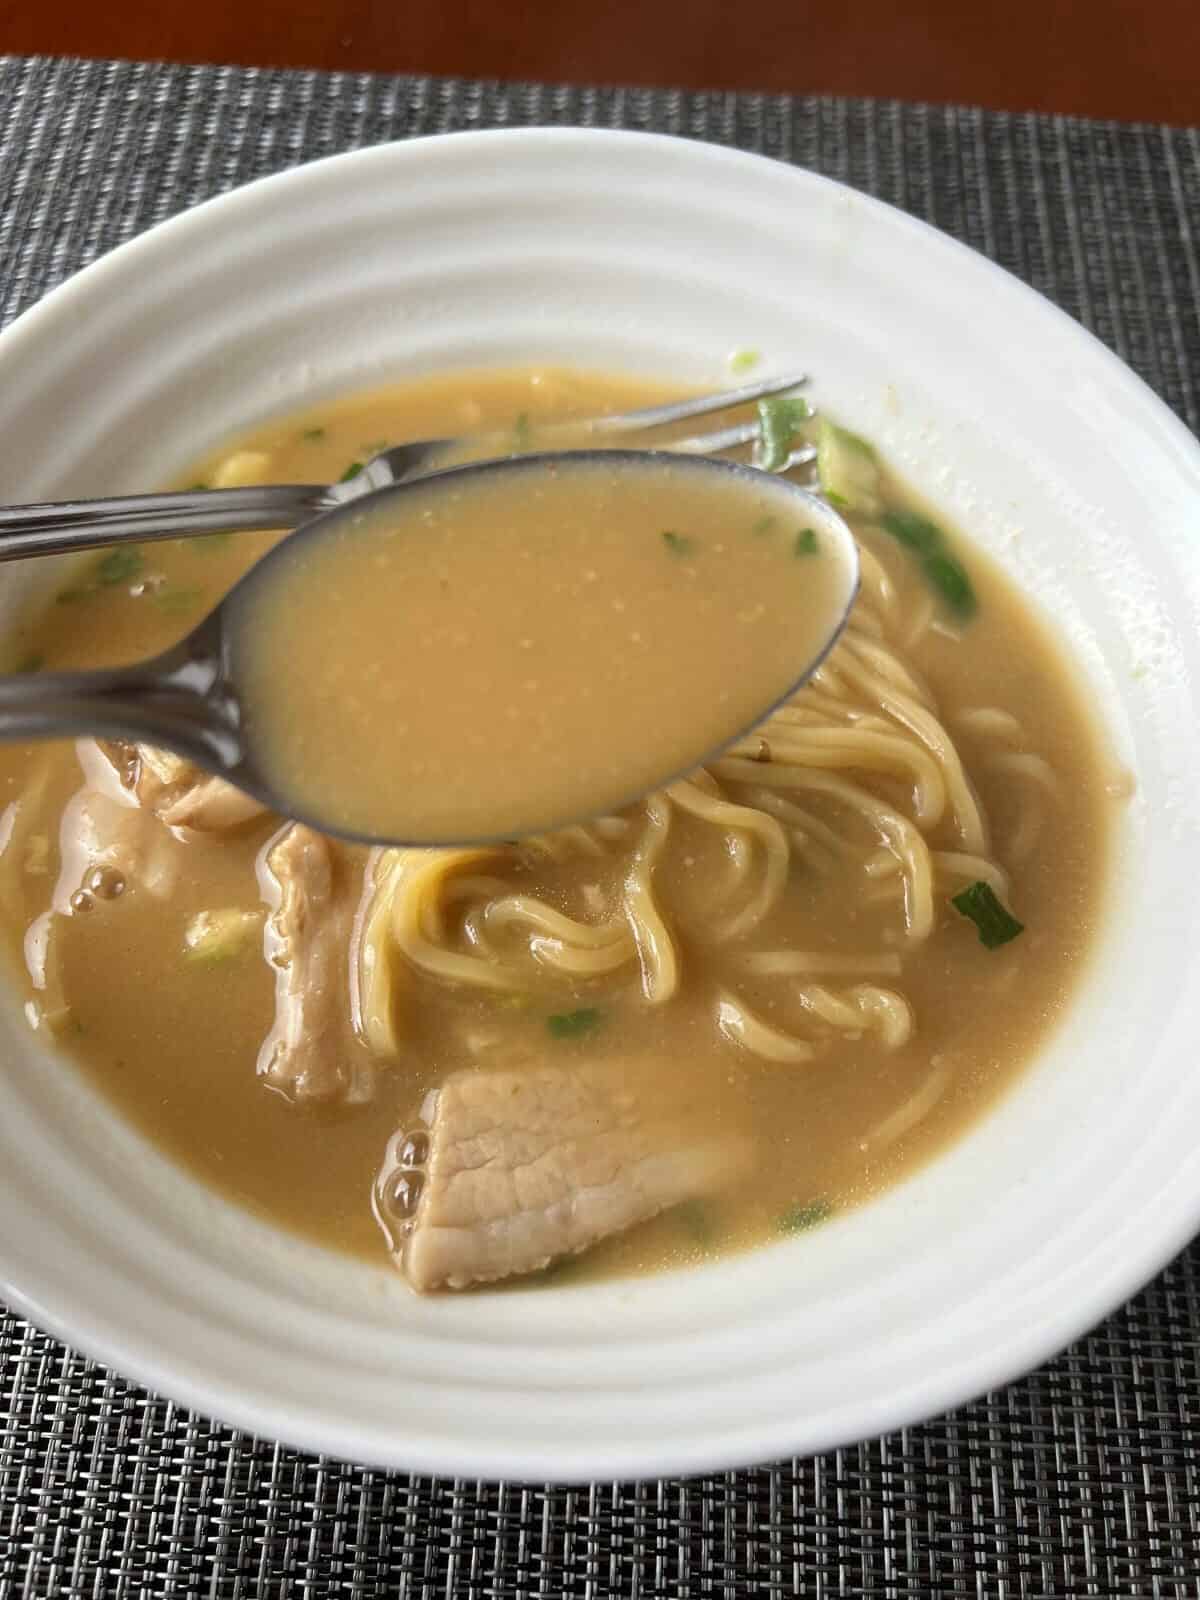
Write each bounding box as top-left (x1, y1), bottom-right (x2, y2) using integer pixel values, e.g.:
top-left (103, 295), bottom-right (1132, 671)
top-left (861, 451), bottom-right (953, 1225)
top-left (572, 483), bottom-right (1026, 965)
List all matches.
top-left (0, 452), bottom-right (859, 846)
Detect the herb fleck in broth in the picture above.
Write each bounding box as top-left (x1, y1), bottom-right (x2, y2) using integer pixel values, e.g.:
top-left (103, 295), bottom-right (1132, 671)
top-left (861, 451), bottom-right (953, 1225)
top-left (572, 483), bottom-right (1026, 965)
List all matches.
top-left (0, 365), bottom-right (1117, 1290)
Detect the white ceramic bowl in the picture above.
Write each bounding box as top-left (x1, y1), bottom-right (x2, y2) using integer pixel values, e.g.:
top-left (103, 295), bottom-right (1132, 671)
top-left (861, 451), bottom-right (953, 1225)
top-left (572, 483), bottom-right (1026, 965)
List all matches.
top-left (1, 129), bottom-right (1198, 1481)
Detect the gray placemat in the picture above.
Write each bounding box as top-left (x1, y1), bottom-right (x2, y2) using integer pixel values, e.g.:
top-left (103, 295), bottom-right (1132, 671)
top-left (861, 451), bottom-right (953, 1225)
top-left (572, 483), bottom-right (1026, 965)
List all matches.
top-left (1, 53), bottom-right (1199, 1599)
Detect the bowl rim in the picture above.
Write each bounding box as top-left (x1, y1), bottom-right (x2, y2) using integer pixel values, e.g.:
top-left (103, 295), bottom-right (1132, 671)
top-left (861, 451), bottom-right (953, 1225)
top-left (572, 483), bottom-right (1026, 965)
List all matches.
top-left (2, 125), bottom-right (1199, 1479)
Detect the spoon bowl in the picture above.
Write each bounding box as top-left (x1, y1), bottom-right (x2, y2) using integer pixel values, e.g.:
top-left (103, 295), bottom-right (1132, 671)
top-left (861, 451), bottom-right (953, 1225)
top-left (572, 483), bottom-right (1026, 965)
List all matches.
top-left (0, 451), bottom-right (859, 845)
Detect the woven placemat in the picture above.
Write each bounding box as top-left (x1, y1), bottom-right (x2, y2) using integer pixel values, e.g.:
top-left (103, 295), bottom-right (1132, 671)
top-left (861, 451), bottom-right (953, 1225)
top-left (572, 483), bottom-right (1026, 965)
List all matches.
top-left (1, 54), bottom-right (1199, 1599)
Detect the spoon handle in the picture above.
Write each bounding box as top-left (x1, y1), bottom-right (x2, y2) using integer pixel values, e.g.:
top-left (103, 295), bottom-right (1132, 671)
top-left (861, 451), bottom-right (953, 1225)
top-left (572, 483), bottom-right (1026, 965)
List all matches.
top-left (0, 484), bottom-right (332, 560)
top-left (0, 665), bottom-right (209, 752)
top-left (0, 630), bottom-right (241, 773)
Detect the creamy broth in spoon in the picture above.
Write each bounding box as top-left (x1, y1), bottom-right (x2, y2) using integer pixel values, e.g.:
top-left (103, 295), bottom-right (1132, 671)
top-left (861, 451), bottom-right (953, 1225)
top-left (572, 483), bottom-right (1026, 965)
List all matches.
top-left (231, 454), bottom-right (855, 842)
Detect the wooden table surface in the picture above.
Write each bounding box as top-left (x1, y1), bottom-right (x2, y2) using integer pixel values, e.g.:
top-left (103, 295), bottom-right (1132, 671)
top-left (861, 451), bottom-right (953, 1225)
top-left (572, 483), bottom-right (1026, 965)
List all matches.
top-left (3, 0), bottom-right (1199, 127)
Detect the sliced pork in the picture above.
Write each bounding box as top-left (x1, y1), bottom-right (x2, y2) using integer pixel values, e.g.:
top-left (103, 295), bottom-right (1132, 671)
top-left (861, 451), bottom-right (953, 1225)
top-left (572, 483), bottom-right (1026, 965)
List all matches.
top-left (377, 1062), bottom-right (746, 1291)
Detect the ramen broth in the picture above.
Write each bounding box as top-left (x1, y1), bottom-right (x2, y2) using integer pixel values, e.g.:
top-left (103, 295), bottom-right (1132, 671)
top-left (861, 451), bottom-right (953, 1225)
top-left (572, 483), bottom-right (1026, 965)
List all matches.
top-left (0, 366), bottom-right (1117, 1288)
top-left (232, 458), bottom-right (853, 842)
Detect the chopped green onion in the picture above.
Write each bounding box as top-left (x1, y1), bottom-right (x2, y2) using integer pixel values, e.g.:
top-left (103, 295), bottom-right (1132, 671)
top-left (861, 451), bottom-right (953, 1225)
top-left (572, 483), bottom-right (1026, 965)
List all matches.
top-left (921, 552), bottom-right (975, 617)
top-left (57, 546), bottom-right (146, 605)
top-left (184, 908), bottom-right (262, 964)
top-left (816, 420), bottom-right (882, 515)
top-left (153, 586), bottom-right (205, 617)
top-left (878, 508), bottom-right (941, 556)
top-left (301, 426), bottom-right (326, 441)
top-left (339, 461), bottom-right (365, 483)
top-left (194, 531), bottom-right (235, 552)
top-left (951, 881), bottom-right (1024, 948)
top-left (186, 481), bottom-right (208, 492)
top-left (661, 530), bottom-right (697, 557)
top-left (751, 514), bottom-right (777, 536)
top-left (728, 348), bottom-right (761, 374)
top-left (96, 548), bottom-right (144, 586)
top-left (513, 412), bottom-right (533, 451)
top-left (756, 395), bottom-right (812, 472)
top-left (794, 527), bottom-right (819, 557)
top-left (827, 421), bottom-right (874, 458)
top-left (779, 1197), bottom-right (833, 1234)
top-left (879, 508), bottom-right (977, 619)
top-left (14, 651), bottom-right (44, 673)
top-left (547, 1007), bottom-right (603, 1039)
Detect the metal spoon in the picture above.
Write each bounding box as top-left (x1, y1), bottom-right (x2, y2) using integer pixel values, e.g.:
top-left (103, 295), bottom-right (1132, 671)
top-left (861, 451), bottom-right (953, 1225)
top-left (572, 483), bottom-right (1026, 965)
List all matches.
top-left (0, 371), bottom-right (814, 561)
top-left (0, 453), bottom-right (859, 846)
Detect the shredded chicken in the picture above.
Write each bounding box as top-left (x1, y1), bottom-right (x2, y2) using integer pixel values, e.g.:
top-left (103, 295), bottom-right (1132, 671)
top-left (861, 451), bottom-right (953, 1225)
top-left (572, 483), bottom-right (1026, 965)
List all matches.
top-left (95, 740), bottom-right (269, 832)
top-left (383, 1063), bottom-right (748, 1291)
top-left (257, 822), bottom-right (373, 1106)
top-left (21, 777), bottom-right (183, 1033)
top-left (54, 784), bottom-right (180, 906)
